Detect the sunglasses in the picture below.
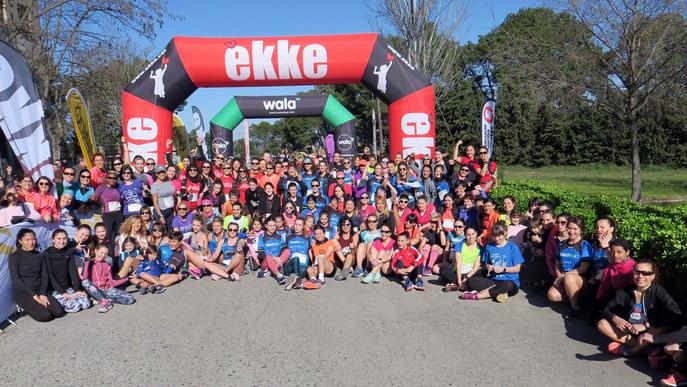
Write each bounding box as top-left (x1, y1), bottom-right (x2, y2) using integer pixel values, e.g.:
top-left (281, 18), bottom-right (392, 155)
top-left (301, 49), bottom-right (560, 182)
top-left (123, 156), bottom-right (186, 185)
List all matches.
top-left (460, 168), bottom-right (469, 172)
top-left (304, 162), bottom-right (312, 165)
top-left (223, 167), bottom-right (232, 170)
top-left (634, 270), bottom-right (654, 276)
top-left (63, 172), bottom-right (75, 176)
top-left (152, 228), bottom-right (163, 232)
top-left (367, 219), bottom-right (378, 223)
top-left (113, 162), bottom-right (123, 166)
top-left (203, 204), bottom-right (212, 208)
top-left (106, 176), bottom-right (117, 180)
top-left (342, 223), bottom-right (351, 227)
top-left (399, 200), bottom-right (408, 204)
top-left (178, 208), bottom-right (188, 211)
top-left (216, 157), bottom-right (224, 161)
top-left (239, 170), bottom-right (246, 173)
top-left (361, 196), bottom-right (369, 199)
top-left (189, 169), bottom-right (198, 172)
top-left (38, 181), bottom-right (51, 186)
top-left (380, 230), bottom-right (391, 234)
top-left (312, 184), bottom-right (320, 188)
top-left (202, 166), bottom-right (211, 169)
top-left (80, 175), bottom-right (91, 179)
top-left (557, 220), bottom-right (568, 225)
top-left (251, 162), bottom-right (259, 165)
top-left (228, 228), bottom-right (238, 232)
top-left (455, 225), bottom-right (465, 228)
top-left (266, 167), bottom-right (274, 170)
top-left (343, 161), bottom-right (351, 164)
top-left (479, 152), bottom-right (488, 155)
top-left (146, 163), bottom-right (155, 166)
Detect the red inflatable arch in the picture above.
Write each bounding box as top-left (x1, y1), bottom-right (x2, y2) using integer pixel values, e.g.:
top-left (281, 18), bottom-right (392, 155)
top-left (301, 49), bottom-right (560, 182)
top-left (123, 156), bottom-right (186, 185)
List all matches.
top-left (122, 33), bottom-right (435, 162)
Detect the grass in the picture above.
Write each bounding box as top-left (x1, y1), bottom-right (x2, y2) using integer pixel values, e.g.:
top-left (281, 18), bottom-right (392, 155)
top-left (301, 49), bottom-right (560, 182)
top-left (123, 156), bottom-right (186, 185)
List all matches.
top-left (500, 164), bottom-right (687, 203)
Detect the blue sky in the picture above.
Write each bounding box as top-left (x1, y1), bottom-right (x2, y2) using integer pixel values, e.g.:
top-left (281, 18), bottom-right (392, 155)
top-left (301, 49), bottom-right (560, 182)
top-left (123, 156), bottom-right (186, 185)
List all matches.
top-left (139, 0), bottom-right (539, 138)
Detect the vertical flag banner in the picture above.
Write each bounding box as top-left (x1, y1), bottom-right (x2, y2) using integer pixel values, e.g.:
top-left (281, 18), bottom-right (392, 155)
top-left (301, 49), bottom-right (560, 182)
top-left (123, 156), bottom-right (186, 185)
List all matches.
top-left (172, 113), bottom-right (191, 158)
top-left (66, 88), bottom-right (96, 169)
top-left (481, 100), bottom-right (496, 157)
top-left (0, 40), bottom-right (54, 180)
top-left (209, 121), bottom-right (233, 160)
top-left (191, 105), bottom-right (208, 158)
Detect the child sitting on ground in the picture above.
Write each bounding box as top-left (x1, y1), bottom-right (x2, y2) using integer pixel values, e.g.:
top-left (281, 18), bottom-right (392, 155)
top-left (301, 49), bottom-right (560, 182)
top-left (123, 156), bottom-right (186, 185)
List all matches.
top-left (391, 232), bottom-right (426, 292)
top-left (507, 209), bottom-right (527, 250)
top-left (80, 244), bottom-right (135, 313)
top-left (135, 245), bottom-right (183, 295)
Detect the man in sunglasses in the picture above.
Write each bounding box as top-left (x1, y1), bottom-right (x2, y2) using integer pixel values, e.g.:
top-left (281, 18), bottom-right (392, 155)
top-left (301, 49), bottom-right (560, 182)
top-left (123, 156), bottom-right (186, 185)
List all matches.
top-left (56, 166), bottom-right (77, 197)
top-left (300, 157), bottom-right (318, 192)
top-left (474, 145), bottom-right (498, 195)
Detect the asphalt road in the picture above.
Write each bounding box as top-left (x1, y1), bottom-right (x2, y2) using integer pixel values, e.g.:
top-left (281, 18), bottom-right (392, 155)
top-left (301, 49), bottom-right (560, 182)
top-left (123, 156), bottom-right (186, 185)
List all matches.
top-left (0, 274), bottom-right (657, 386)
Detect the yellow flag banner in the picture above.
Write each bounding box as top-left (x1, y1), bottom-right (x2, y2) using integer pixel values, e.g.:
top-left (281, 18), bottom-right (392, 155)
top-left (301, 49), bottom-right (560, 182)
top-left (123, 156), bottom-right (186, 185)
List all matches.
top-left (172, 113), bottom-right (191, 158)
top-left (66, 88), bottom-right (96, 169)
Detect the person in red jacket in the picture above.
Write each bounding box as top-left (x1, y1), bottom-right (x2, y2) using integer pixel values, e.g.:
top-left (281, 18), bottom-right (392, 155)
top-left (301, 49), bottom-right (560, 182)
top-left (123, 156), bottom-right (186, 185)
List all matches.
top-left (391, 232), bottom-right (426, 292)
top-left (596, 239), bottom-right (636, 304)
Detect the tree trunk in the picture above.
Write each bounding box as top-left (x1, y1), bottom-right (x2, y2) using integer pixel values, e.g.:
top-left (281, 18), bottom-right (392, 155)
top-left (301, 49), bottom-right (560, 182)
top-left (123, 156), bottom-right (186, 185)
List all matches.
top-left (629, 118), bottom-right (642, 202)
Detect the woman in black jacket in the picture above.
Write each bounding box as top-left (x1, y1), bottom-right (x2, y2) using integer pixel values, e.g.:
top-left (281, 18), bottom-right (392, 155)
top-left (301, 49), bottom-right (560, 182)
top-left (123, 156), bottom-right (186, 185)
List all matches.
top-left (9, 228), bottom-right (66, 322)
top-left (597, 258), bottom-right (682, 356)
top-left (44, 229), bottom-right (91, 313)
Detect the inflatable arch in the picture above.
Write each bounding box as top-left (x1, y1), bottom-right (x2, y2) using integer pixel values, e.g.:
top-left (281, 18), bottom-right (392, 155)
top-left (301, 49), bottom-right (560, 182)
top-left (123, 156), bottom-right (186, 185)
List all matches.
top-left (122, 33), bottom-right (435, 163)
top-left (209, 94), bottom-right (357, 159)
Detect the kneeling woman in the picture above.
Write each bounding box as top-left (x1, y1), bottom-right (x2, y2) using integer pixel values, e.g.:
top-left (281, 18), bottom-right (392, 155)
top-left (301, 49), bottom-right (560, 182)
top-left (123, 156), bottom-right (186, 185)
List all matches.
top-left (9, 229), bottom-right (66, 322)
top-left (461, 223), bottom-right (524, 303)
top-left (597, 259), bottom-right (681, 356)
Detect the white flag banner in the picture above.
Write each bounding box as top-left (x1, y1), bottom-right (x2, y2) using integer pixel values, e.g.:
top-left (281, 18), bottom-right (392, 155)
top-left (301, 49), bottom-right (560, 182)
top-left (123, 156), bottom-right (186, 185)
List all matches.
top-left (0, 40), bottom-right (54, 181)
top-left (481, 100), bottom-right (495, 158)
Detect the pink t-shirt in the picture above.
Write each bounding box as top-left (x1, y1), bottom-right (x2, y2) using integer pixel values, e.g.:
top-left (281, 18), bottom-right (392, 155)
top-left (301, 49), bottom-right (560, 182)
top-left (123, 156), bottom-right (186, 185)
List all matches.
top-left (372, 238), bottom-right (396, 254)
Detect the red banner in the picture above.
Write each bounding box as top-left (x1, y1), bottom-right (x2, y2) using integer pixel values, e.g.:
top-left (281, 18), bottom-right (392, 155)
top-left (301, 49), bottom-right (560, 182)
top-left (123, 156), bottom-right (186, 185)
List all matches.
top-left (122, 33), bottom-right (434, 162)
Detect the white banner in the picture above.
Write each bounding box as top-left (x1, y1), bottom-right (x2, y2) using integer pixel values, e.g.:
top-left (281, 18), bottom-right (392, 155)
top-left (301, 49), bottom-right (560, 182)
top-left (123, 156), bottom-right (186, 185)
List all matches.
top-left (0, 40), bottom-right (54, 181)
top-left (0, 222), bottom-right (76, 322)
top-left (481, 100), bottom-right (495, 158)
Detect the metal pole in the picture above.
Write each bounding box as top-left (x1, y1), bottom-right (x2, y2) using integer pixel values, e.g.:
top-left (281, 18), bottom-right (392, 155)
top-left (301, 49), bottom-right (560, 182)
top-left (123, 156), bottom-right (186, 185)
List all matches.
top-left (376, 98), bottom-right (384, 155)
top-left (372, 107), bottom-right (377, 156)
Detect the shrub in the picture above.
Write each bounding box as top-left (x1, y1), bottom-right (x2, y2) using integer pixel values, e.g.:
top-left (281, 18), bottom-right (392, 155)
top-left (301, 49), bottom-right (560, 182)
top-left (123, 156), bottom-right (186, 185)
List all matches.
top-left (491, 180), bottom-right (687, 306)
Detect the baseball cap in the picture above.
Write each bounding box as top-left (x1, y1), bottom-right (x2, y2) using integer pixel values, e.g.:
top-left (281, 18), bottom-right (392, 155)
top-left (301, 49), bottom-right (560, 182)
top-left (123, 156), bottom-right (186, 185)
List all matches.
top-left (336, 171), bottom-right (345, 178)
top-left (200, 199), bottom-right (212, 206)
top-left (154, 166), bottom-right (166, 174)
top-left (357, 160), bottom-right (368, 167)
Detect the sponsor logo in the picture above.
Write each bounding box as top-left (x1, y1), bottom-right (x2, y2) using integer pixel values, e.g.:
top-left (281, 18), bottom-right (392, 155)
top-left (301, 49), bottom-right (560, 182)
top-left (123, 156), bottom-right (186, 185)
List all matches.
top-left (400, 112), bottom-right (434, 157)
top-left (262, 97), bottom-right (299, 111)
top-left (483, 105), bottom-right (494, 124)
top-left (212, 137), bottom-right (228, 154)
top-left (373, 55), bottom-right (394, 94)
top-left (337, 133), bottom-right (354, 152)
top-left (149, 57), bottom-right (169, 98)
top-left (225, 40), bottom-right (328, 81)
top-left (126, 117), bottom-right (159, 162)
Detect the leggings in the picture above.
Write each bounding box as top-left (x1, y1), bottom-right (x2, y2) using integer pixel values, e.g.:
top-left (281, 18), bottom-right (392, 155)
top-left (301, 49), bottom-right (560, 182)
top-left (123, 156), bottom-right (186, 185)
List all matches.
top-left (13, 289), bottom-right (66, 322)
top-left (82, 280), bottom-right (135, 305)
top-left (438, 262), bottom-right (458, 284)
top-left (102, 211), bottom-right (124, 243)
top-left (52, 288), bottom-right (92, 312)
top-left (263, 250), bottom-right (292, 274)
top-left (466, 273), bottom-right (519, 298)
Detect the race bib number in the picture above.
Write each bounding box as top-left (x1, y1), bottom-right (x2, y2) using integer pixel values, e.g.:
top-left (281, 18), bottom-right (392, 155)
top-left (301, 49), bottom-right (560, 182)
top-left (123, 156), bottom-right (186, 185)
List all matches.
top-left (442, 219), bottom-right (454, 230)
top-left (106, 201), bottom-right (121, 212)
top-left (163, 197), bottom-right (174, 208)
top-left (188, 193), bottom-right (198, 202)
top-left (293, 252), bottom-right (307, 265)
top-left (128, 203), bottom-right (142, 213)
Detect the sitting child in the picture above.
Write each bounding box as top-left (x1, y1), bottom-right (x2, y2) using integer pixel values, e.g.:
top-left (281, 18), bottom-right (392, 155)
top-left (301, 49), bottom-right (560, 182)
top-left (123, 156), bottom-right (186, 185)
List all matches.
top-left (135, 245), bottom-right (183, 294)
top-left (80, 244), bottom-right (135, 313)
top-left (391, 232), bottom-right (425, 292)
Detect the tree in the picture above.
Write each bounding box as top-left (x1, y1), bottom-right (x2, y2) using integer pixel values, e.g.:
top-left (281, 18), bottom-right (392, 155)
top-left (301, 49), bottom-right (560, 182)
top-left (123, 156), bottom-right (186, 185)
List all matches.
top-left (0, 0), bottom-right (174, 160)
top-left (562, 0), bottom-right (687, 201)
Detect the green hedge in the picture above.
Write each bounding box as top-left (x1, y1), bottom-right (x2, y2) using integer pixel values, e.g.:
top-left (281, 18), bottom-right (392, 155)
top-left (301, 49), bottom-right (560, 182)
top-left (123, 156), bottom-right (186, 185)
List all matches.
top-left (490, 180), bottom-right (687, 304)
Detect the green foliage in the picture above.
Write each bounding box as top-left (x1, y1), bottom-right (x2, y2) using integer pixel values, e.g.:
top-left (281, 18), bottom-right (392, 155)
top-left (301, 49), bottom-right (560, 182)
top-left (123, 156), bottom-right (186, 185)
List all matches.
top-left (490, 180), bottom-right (687, 302)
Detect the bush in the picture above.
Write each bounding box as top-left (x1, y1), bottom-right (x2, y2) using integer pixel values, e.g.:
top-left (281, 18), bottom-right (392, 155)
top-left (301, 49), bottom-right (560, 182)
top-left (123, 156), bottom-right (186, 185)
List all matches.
top-left (491, 180), bottom-right (687, 306)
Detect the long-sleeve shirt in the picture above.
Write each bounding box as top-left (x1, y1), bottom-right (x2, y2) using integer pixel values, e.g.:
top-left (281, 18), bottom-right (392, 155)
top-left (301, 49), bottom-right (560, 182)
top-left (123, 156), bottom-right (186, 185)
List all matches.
top-left (0, 204), bottom-right (41, 227)
top-left (93, 184), bottom-right (122, 213)
top-left (26, 192), bottom-right (59, 220)
top-left (80, 259), bottom-right (128, 291)
top-left (596, 257), bottom-right (635, 301)
top-left (44, 246), bottom-right (82, 293)
top-left (9, 249), bottom-right (49, 296)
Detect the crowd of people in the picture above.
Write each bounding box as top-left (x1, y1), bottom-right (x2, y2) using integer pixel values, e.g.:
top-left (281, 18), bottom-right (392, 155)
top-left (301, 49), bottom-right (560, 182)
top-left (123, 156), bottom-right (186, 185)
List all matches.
top-left (3, 137), bottom-right (685, 386)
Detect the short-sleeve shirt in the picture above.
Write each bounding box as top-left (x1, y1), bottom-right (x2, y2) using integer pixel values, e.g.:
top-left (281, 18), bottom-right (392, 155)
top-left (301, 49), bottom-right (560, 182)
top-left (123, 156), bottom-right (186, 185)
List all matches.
top-left (371, 238), bottom-right (396, 255)
top-left (151, 180), bottom-right (176, 210)
top-left (483, 241), bottom-right (524, 286)
top-left (311, 239), bottom-right (335, 263)
top-left (558, 239), bottom-right (593, 273)
top-left (453, 240), bottom-right (481, 274)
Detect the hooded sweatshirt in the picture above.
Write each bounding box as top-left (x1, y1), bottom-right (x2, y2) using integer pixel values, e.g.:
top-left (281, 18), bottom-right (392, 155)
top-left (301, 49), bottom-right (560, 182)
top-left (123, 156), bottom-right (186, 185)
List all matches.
top-left (596, 257), bottom-right (635, 302)
top-left (80, 259), bottom-right (128, 291)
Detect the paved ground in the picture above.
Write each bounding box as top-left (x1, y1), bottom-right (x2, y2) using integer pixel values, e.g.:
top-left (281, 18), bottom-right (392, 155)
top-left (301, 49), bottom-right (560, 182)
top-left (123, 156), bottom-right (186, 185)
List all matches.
top-left (0, 274), bottom-right (658, 386)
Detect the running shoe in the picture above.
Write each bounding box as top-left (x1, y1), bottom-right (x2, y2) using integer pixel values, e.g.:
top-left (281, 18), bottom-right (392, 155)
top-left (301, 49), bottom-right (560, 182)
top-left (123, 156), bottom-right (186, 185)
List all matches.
top-left (661, 371), bottom-right (687, 387)
top-left (607, 342), bottom-right (631, 357)
top-left (442, 283), bottom-right (459, 292)
top-left (285, 275), bottom-right (298, 291)
top-left (257, 269), bottom-right (271, 278)
top-left (148, 285), bottom-right (157, 294)
top-left (97, 299), bottom-right (112, 313)
top-left (373, 271), bottom-right (383, 283)
top-left (230, 272), bottom-right (241, 282)
top-left (188, 268), bottom-right (202, 280)
top-left (210, 274), bottom-right (222, 281)
top-left (302, 280), bottom-right (321, 290)
top-left (335, 268), bottom-right (350, 281)
top-left (277, 275), bottom-right (287, 285)
top-left (495, 293), bottom-right (508, 303)
top-left (155, 284), bottom-right (166, 294)
top-left (404, 278), bottom-right (414, 292)
top-left (460, 291), bottom-right (478, 300)
top-left (138, 286), bottom-right (148, 295)
top-left (351, 267), bottom-right (365, 278)
top-left (361, 271), bottom-right (375, 284)
top-left (294, 277), bottom-right (303, 289)
top-left (414, 278), bottom-right (425, 291)
top-left (565, 306), bottom-right (582, 320)
top-left (422, 267), bottom-right (432, 277)
top-left (15, 305), bottom-right (25, 316)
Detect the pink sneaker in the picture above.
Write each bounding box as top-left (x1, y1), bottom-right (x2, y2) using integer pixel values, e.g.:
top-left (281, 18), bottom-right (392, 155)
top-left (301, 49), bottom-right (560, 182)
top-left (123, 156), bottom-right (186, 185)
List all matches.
top-left (189, 268), bottom-right (202, 280)
top-left (210, 274), bottom-right (222, 281)
top-left (230, 272), bottom-right (240, 281)
top-left (98, 299), bottom-right (112, 313)
top-left (460, 291), bottom-right (478, 300)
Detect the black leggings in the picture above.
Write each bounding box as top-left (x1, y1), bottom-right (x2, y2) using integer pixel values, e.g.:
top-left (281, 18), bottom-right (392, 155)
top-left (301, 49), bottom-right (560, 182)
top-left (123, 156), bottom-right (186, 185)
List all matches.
top-left (438, 262), bottom-right (458, 284)
top-left (466, 273), bottom-right (519, 298)
top-left (102, 211), bottom-right (124, 242)
top-left (13, 289), bottom-right (66, 322)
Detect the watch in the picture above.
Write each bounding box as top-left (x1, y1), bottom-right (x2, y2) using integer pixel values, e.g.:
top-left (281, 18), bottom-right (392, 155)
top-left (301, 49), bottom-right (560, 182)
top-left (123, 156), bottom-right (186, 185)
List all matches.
top-left (502, 267), bottom-right (507, 274)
